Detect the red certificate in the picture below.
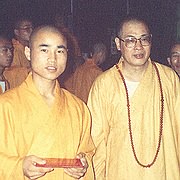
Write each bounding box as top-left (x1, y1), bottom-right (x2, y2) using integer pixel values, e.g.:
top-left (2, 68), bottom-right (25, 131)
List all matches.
top-left (35, 158), bottom-right (83, 168)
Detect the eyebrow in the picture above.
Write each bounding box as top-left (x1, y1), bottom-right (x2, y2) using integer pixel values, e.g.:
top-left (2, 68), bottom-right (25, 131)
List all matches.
top-left (39, 44), bottom-right (67, 49)
top-left (125, 34), bottom-right (149, 38)
top-left (171, 51), bottom-right (180, 54)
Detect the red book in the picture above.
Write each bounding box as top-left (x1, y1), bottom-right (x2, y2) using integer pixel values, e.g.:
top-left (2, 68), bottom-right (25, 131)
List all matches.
top-left (35, 158), bottom-right (83, 168)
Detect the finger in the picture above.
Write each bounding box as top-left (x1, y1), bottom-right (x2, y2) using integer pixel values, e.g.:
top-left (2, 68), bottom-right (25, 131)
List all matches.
top-left (32, 158), bottom-right (46, 166)
top-left (76, 153), bottom-right (85, 159)
top-left (64, 167), bottom-right (86, 179)
top-left (28, 172), bottom-right (46, 180)
top-left (64, 168), bottom-right (81, 179)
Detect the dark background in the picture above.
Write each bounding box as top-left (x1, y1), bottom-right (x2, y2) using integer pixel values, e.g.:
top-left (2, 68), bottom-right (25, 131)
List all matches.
top-left (0, 0), bottom-right (178, 67)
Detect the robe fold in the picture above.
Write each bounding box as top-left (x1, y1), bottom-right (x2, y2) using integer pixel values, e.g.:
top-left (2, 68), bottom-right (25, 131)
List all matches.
top-left (65, 59), bottom-right (102, 103)
top-left (0, 73), bottom-right (95, 179)
top-left (4, 66), bottom-right (30, 89)
top-left (87, 58), bottom-right (180, 180)
top-left (11, 39), bottom-right (31, 68)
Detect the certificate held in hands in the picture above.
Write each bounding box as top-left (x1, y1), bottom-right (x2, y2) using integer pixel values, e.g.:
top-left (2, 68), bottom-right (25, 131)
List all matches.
top-left (36, 158), bottom-right (83, 168)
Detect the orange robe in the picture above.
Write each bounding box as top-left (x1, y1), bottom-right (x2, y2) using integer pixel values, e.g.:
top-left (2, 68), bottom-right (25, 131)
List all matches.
top-left (0, 73), bottom-right (95, 180)
top-left (64, 59), bottom-right (103, 103)
top-left (11, 38), bottom-right (31, 68)
top-left (4, 66), bottom-right (30, 89)
top-left (88, 59), bottom-right (180, 180)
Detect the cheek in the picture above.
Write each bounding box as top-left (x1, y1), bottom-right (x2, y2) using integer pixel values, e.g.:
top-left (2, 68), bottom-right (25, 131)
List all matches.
top-left (145, 46), bottom-right (151, 55)
top-left (57, 56), bottom-right (67, 67)
top-left (122, 49), bottom-right (132, 58)
top-left (172, 61), bottom-right (178, 66)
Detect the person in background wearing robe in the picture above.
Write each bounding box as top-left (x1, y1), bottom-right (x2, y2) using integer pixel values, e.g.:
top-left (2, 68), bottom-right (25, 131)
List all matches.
top-left (0, 33), bottom-right (29, 91)
top-left (0, 34), bottom-right (13, 93)
top-left (87, 15), bottom-right (180, 180)
top-left (54, 14), bottom-right (83, 88)
top-left (3, 17), bottom-right (33, 89)
top-left (0, 25), bottom-right (95, 180)
top-left (3, 65), bottom-right (30, 89)
top-left (167, 41), bottom-right (180, 77)
top-left (11, 17), bottom-right (33, 69)
top-left (65, 43), bottom-right (107, 103)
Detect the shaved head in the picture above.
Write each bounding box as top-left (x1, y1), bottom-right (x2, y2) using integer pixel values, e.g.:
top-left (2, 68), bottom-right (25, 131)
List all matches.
top-left (117, 15), bottom-right (150, 37)
top-left (29, 25), bottom-right (67, 48)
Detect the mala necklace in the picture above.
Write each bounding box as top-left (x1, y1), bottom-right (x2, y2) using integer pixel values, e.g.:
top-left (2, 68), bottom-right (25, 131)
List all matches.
top-left (115, 61), bottom-right (164, 168)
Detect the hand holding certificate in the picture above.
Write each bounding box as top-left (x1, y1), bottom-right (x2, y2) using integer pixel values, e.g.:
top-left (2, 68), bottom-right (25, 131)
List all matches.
top-left (35, 158), bottom-right (83, 168)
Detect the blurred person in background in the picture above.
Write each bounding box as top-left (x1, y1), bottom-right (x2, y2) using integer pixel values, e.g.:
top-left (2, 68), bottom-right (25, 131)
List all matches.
top-left (167, 41), bottom-right (180, 77)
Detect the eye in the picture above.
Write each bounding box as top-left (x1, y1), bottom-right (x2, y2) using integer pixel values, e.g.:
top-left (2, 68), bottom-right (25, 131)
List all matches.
top-left (57, 49), bottom-right (64, 53)
top-left (2, 48), bottom-right (8, 53)
top-left (141, 35), bottom-right (151, 43)
top-left (1, 48), bottom-right (12, 53)
top-left (57, 48), bottom-right (67, 54)
top-left (172, 54), bottom-right (179, 59)
top-left (125, 37), bottom-right (136, 44)
top-left (141, 37), bottom-right (148, 42)
top-left (41, 48), bottom-right (48, 53)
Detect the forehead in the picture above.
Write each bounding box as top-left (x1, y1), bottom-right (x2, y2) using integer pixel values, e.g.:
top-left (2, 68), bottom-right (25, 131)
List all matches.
top-left (171, 44), bottom-right (180, 52)
top-left (32, 29), bottom-right (66, 46)
top-left (121, 21), bottom-right (149, 37)
top-left (0, 38), bottom-right (12, 47)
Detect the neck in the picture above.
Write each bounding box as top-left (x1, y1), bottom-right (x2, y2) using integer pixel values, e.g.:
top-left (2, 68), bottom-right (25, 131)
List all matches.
top-left (122, 61), bottom-right (149, 82)
top-left (16, 38), bottom-right (29, 46)
top-left (32, 75), bottom-right (57, 107)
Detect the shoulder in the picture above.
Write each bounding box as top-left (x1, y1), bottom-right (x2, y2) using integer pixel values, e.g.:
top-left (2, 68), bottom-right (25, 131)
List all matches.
top-left (0, 87), bottom-right (20, 110)
top-left (153, 61), bottom-right (180, 92)
top-left (154, 61), bottom-right (179, 80)
top-left (61, 88), bottom-right (88, 108)
top-left (93, 65), bottom-right (118, 86)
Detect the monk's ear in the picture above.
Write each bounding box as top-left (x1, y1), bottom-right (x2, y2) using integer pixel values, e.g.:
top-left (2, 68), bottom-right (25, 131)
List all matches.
top-left (24, 46), bottom-right (31, 61)
top-left (115, 37), bottom-right (121, 51)
top-left (14, 29), bottom-right (19, 37)
top-left (167, 57), bottom-right (171, 66)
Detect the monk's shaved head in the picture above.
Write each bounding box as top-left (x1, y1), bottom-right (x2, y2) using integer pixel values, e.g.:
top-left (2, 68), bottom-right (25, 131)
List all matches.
top-left (117, 15), bottom-right (150, 37)
top-left (29, 25), bottom-right (67, 48)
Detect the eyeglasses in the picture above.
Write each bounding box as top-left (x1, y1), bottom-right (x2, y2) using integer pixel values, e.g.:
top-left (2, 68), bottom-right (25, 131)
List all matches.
top-left (0, 47), bottom-right (14, 54)
top-left (119, 34), bottom-right (152, 48)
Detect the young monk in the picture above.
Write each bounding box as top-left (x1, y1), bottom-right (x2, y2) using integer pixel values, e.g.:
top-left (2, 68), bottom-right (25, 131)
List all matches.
top-left (0, 25), bottom-right (95, 180)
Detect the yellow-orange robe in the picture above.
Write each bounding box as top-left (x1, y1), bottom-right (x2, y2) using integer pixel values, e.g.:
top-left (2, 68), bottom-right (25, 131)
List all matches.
top-left (65, 59), bottom-right (103, 103)
top-left (11, 38), bottom-right (31, 68)
top-left (0, 73), bottom-right (95, 180)
top-left (4, 66), bottom-right (30, 89)
top-left (88, 58), bottom-right (180, 180)
top-left (0, 86), bottom-right (2, 94)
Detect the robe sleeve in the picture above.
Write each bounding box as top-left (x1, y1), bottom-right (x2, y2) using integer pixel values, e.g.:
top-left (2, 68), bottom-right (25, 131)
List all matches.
top-left (0, 99), bottom-right (25, 179)
top-left (77, 103), bottom-right (96, 180)
top-left (174, 75), bottom-right (180, 165)
top-left (87, 80), bottom-right (108, 180)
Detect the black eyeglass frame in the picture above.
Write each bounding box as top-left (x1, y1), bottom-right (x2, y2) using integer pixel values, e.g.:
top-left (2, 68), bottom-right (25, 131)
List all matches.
top-left (118, 34), bottom-right (152, 48)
